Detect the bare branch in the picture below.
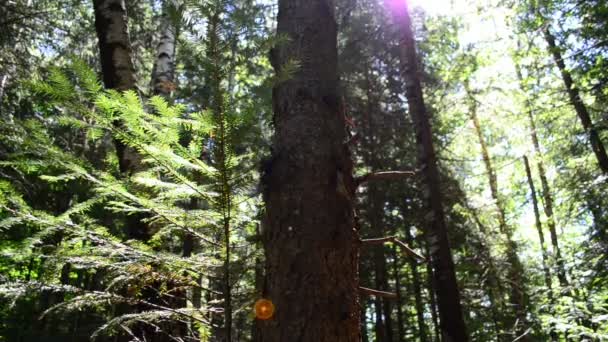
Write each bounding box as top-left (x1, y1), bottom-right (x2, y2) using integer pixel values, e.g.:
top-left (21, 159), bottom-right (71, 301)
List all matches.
top-left (356, 170), bottom-right (416, 186)
top-left (360, 236), bottom-right (395, 245)
top-left (359, 286), bottom-right (397, 299)
top-left (361, 235), bottom-right (426, 262)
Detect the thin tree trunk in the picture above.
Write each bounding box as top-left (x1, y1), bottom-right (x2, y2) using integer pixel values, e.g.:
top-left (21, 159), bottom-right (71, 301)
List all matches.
top-left (373, 242), bottom-right (393, 341)
top-left (523, 155), bottom-right (558, 342)
top-left (403, 223), bottom-right (428, 342)
top-left (151, 1), bottom-right (178, 99)
top-left (257, 0), bottom-right (359, 341)
top-left (206, 8), bottom-right (233, 340)
top-left (364, 59), bottom-right (393, 342)
top-left (392, 247), bottom-right (406, 342)
top-left (388, 1), bottom-right (468, 340)
top-left (543, 28), bottom-right (608, 173)
top-left (361, 298), bottom-right (369, 342)
top-left (462, 200), bottom-right (504, 340)
top-left (424, 244), bottom-right (440, 342)
top-left (514, 60), bottom-right (569, 288)
top-left (522, 157), bottom-right (552, 286)
top-left (465, 84), bottom-right (529, 339)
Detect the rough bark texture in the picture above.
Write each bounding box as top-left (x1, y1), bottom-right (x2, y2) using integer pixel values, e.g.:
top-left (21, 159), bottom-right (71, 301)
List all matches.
top-left (387, 1), bottom-right (468, 340)
top-left (92, 0), bottom-right (139, 175)
top-left (151, 2), bottom-right (177, 99)
top-left (466, 87), bottom-right (529, 339)
top-left (257, 0), bottom-right (360, 341)
top-left (544, 28), bottom-right (608, 174)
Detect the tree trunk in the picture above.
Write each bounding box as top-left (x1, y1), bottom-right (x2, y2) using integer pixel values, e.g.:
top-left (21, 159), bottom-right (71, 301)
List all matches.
top-left (403, 223), bottom-right (429, 342)
top-left (465, 85), bottom-right (529, 339)
top-left (388, 1), bottom-right (468, 340)
top-left (257, 0), bottom-right (360, 341)
top-left (361, 298), bottom-right (369, 342)
top-left (515, 60), bottom-right (569, 288)
top-left (391, 247), bottom-right (406, 342)
top-left (92, 0), bottom-right (140, 175)
top-left (151, 1), bottom-right (178, 99)
top-left (364, 61), bottom-right (393, 342)
top-left (523, 156), bottom-right (559, 342)
top-left (373, 241), bottom-right (393, 341)
top-left (424, 245), bottom-right (440, 342)
top-left (462, 200), bottom-right (505, 340)
top-left (92, 0), bottom-right (146, 250)
top-left (543, 28), bottom-right (608, 174)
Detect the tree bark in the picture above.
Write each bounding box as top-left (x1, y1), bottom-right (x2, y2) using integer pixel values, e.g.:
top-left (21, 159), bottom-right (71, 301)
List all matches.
top-left (388, 1), bottom-right (468, 340)
top-left (151, 1), bottom-right (178, 99)
top-left (257, 0), bottom-right (360, 341)
top-left (543, 28), bottom-right (608, 174)
top-left (92, 0), bottom-right (140, 176)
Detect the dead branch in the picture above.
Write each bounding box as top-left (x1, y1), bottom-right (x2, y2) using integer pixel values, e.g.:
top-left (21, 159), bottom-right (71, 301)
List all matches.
top-left (361, 235), bottom-right (426, 262)
top-left (356, 170), bottom-right (416, 186)
top-left (359, 286), bottom-right (397, 299)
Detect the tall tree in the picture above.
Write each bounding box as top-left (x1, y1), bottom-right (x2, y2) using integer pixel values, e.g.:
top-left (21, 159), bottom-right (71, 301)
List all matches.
top-left (523, 155), bottom-right (558, 341)
top-left (514, 58), bottom-right (569, 287)
top-left (387, 1), bottom-right (468, 341)
top-left (540, 18), bottom-right (608, 173)
top-left (257, 0), bottom-right (360, 341)
top-left (465, 82), bottom-right (530, 339)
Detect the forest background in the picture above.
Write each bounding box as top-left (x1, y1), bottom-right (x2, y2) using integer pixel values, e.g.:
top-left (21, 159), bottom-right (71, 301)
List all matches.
top-left (0, 0), bottom-right (607, 341)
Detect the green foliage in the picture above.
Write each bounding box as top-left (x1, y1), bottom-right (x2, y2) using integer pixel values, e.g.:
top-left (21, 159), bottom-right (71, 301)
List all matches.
top-left (0, 58), bottom-right (259, 340)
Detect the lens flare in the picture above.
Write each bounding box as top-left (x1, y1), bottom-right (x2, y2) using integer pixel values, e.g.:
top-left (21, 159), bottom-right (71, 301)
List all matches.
top-left (254, 299), bottom-right (275, 320)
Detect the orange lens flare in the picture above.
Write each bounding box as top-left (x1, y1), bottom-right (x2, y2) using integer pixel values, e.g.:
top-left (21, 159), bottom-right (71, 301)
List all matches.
top-left (254, 299), bottom-right (275, 320)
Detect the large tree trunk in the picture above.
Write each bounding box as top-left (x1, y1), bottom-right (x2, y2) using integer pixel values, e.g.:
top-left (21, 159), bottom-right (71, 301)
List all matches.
top-left (257, 0), bottom-right (360, 341)
top-left (465, 85), bottom-right (529, 339)
top-left (387, 1), bottom-right (468, 341)
top-left (543, 28), bottom-right (608, 174)
top-left (150, 1), bottom-right (178, 99)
